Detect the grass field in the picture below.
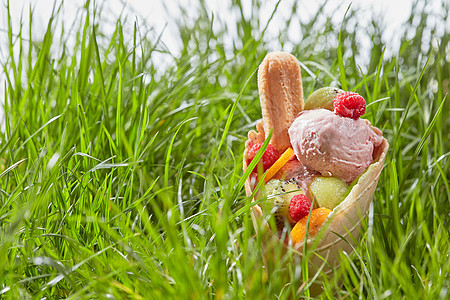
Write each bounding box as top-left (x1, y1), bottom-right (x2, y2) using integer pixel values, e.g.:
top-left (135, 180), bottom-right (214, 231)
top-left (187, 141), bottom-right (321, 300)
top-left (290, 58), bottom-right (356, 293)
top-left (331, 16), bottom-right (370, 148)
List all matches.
top-left (1, 0), bottom-right (449, 298)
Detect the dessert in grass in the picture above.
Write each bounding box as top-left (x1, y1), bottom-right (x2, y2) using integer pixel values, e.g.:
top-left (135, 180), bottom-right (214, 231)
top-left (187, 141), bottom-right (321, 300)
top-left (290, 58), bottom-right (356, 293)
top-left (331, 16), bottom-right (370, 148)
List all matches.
top-left (243, 51), bottom-right (389, 276)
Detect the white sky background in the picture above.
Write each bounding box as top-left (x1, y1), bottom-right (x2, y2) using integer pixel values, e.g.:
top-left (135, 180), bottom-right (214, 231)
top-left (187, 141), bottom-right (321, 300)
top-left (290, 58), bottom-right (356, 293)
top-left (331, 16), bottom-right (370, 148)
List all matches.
top-left (1, 0), bottom-right (449, 125)
top-left (4, 0), bottom-right (448, 51)
top-left (1, 0), bottom-right (425, 56)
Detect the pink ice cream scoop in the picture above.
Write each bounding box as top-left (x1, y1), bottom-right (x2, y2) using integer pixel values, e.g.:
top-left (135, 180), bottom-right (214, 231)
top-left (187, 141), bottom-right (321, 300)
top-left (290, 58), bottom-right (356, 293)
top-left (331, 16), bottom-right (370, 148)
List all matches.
top-left (288, 108), bottom-right (383, 183)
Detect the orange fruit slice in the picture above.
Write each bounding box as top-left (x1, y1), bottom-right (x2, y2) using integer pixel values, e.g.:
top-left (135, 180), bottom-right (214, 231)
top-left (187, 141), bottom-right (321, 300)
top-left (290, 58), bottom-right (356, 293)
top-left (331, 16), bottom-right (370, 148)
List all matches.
top-left (264, 147), bottom-right (294, 183)
top-left (290, 207), bottom-right (332, 245)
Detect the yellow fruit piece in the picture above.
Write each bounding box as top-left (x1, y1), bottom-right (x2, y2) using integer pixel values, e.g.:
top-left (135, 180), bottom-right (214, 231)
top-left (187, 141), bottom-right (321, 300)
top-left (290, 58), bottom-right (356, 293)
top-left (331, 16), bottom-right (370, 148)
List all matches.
top-left (290, 207), bottom-right (332, 245)
top-left (264, 147), bottom-right (294, 183)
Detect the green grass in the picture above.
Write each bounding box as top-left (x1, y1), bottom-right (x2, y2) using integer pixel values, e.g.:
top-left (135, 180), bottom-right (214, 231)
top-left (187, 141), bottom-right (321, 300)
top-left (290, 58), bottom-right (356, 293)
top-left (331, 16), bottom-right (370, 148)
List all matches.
top-left (1, 0), bottom-right (449, 298)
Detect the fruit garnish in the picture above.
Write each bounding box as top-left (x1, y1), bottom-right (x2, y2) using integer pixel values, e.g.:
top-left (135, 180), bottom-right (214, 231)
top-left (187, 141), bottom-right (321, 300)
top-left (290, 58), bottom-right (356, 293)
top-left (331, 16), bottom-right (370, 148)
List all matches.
top-left (290, 207), bottom-right (332, 245)
top-left (289, 194), bottom-right (312, 222)
top-left (333, 91), bottom-right (366, 119)
top-left (264, 147), bottom-right (294, 183)
top-left (247, 143), bottom-right (280, 173)
top-left (304, 87), bottom-right (344, 111)
top-left (309, 176), bottom-right (349, 210)
top-left (264, 179), bottom-right (303, 230)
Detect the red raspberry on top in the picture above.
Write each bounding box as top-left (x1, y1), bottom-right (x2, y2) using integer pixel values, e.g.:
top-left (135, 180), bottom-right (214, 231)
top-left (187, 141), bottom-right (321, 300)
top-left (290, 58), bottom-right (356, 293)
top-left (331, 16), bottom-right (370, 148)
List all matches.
top-left (247, 143), bottom-right (280, 173)
top-left (289, 194), bottom-right (312, 222)
top-left (333, 92), bottom-right (366, 119)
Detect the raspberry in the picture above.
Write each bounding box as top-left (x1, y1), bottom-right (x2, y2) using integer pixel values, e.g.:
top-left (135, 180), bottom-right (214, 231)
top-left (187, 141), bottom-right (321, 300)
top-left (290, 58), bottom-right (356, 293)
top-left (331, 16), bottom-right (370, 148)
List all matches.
top-left (289, 194), bottom-right (312, 222)
top-left (247, 143), bottom-right (280, 173)
top-left (333, 92), bottom-right (366, 119)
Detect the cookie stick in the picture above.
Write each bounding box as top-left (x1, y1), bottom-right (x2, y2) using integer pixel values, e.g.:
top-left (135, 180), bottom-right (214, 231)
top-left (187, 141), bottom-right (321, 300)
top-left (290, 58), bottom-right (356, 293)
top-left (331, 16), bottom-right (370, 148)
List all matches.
top-left (257, 52), bottom-right (304, 153)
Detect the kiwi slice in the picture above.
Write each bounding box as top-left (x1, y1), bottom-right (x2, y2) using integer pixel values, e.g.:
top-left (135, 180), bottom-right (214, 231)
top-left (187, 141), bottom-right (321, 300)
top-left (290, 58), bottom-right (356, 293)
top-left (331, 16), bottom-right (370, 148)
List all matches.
top-left (304, 87), bottom-right (344, 111)
top-left (263, 180), bottom-right (304, 230)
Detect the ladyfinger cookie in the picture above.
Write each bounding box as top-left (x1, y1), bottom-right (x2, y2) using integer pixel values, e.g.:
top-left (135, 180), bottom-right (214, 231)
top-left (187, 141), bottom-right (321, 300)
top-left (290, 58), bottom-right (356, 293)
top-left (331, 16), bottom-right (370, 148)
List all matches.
top-left (257, 52), bottom-right (304, 153)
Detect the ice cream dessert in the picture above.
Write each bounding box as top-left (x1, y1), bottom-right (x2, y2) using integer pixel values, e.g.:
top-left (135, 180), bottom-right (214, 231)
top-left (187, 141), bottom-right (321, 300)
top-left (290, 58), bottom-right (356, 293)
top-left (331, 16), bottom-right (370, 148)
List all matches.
top-left (243, 51), bottom-right (389, 278)
top-left (288, 108), bottom-right (384, 183)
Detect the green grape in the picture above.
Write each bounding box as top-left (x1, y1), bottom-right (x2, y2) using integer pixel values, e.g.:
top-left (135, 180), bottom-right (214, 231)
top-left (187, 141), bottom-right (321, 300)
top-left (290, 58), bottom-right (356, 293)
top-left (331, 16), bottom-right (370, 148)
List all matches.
top-left (309, 176), bottom-right (349, 210)
top-left (304, 87), bottom-right (344, 111)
